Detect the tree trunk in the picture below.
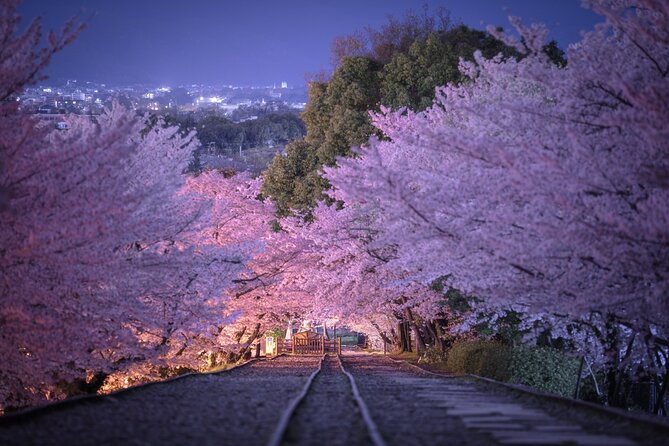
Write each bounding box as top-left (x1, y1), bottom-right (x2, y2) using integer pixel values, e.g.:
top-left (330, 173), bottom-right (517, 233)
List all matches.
top-left (388, 325), bottom-right (402, 351)
top-left (231, 322), bottom-right (263, 363)
top-left (610, 331), bottom-right (636, 407)
top-left (654, 369), bottom-right (668, 415)
top-left (425, 321), bottom-right (440, 349)
top-left (605, 314), bottom-right (622, 407)
top-left (370, 320), bottom-right (393, 346)
top-left (405, 308), bottom-right (426, 353)
top-left (398, 322), bottom-right (412, 352)
top-left (434, 321), bottom-right (448, 351)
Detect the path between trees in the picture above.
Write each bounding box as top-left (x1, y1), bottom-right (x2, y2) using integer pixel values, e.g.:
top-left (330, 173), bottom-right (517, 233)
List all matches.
top-left (341, 353), bottom-right (668, 446)
top-left (0, 353), bottom-right (667, 446)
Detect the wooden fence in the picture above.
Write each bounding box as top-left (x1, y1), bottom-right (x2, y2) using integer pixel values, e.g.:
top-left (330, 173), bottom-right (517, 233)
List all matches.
top-left (276, 337), bottom-right (342, 355)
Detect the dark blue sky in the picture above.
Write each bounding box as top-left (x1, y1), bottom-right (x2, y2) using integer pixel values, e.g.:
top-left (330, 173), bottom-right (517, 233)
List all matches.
top-left (18, 0), bottom-right (601, 87)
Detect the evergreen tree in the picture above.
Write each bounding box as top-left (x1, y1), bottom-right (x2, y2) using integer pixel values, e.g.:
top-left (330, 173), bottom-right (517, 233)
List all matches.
top-left (261, 15), bottom-right (516, 219)
top-left (262, 57), bottom-right (382, 218)
top-left (381, 26), bottom-right (515, 111)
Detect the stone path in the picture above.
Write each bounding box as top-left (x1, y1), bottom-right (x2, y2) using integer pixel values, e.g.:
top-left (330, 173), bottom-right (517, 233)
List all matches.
top-left (341, 354), bottom-right (669, 446)
top-left (0, 355), bottom-right (321, 446)
top-left (1, 353), bottom-right (667, 446)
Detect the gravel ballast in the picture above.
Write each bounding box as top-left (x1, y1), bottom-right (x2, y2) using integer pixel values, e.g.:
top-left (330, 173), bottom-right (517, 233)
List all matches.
top-left (0, 355), bottom-right (321, 446)
top-left (281, 354), bottom-right (373, 446)
top-left (3, 353), bottom-right (667, 446)
top-left (341, 353), bottom-right (668, 446)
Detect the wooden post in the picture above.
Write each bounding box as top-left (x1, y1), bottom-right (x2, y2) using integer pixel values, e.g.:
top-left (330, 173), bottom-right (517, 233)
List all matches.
top-left (338, 337), bottom-right (341, 355)
top-left (321, 336), bottom-right (325, 354)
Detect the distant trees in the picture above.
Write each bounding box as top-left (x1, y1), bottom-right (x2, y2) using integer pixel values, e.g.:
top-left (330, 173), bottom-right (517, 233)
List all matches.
top-left (169, 112), bottom-right (305, 154)
top-left (330, 4), bottom-right (452, 65)
top-left (262, 139), bottom-right (326, 217)
top-left (380, 26), bottom-right (515, 111)
top-left (262, 57), bottom-right (385, 217)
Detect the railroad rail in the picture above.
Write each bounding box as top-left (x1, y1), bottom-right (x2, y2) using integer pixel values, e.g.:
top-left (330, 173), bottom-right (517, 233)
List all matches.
top-left (337, 354), bottom-right (387, 446)
top-left (267, 354), bottom-right (386, 446)
top-left (0, 355), bottom-right (324, 446)
top-left (340, 354), bottom-right (669, 446)
top-left (266, 354), bottom-right (325, 446)
top-left (4, 353), bottom-right (664, 446)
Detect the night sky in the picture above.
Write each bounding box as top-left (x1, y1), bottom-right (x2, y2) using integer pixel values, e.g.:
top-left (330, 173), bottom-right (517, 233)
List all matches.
top-left (18, 0), bottom-right (601, 87)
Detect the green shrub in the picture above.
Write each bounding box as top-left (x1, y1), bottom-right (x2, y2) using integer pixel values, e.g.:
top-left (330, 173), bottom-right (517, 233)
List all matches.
top-left (444, 341), bottom-right (581, 398)
top-left (445, 340), bottom-right (512, 381)
top-left (418, 346), bottom-right (447, 364)
top-left (157, 365), bottom-right (195, 379)
top-left (510, 346), bottom-right (580, 397)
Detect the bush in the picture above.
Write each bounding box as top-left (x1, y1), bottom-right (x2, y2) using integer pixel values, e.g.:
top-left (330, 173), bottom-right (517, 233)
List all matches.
top-left (157, 365), bottom-right (195, 379)
top-left (418, 346), bottom-right (447, 364)
top-left (444, 341), bottom-right (581, 398)
top-left (509, 346), bottom-right (580, 397)
top-left (445, 340), bottom-right (512, 381)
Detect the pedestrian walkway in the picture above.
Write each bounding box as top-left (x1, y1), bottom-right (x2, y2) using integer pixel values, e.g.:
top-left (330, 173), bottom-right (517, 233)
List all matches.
top-left (341, 354), bottom-right (668, 446)
top-left (1, 353), bottom-right (667, 446)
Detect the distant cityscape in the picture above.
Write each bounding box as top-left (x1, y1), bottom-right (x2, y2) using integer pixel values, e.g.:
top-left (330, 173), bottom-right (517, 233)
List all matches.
top-left (18, 80), bottom-right (310, 174)
top-left (18, 79), bottom-right (308, 122)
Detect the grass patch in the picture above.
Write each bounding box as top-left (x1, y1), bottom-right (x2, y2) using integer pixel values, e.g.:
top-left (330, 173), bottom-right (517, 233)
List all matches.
top-left (207, 363), bottom-right (235, 373)
top-left (389, 351), bottom-right (420, 362)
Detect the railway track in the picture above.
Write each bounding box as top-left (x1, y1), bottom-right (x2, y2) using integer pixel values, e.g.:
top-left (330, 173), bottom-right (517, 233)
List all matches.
top-left (0, 355), bottom-right (324, 446)
top-left (340, 354), bottom-right (669, 446)
top-left (0, 354), bottom-right (385, 446)
top-left (3, 353), bottom-right (666, 446)
top-left (268, 354), bottom-right (384, 446)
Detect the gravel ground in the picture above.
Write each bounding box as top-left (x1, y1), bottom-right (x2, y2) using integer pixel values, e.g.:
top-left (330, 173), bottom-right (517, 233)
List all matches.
top-left (4, 353), bottom-right (665, 446)
top-left (341, 354), bottom-right (493, 446)
top-left (465, 375), bottom-right (669, 446)
top-left (281, 355), bottom-right (373, 446)
top-left (341, 353), bottom-right (668, 446)
top-left (0, 355), bottom-right (321, 446)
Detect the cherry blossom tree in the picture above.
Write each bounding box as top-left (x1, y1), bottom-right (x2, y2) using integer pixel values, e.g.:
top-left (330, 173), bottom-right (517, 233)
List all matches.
top-left (268, 202), bottom-right (445, 352)
top-left (3, 0), bottom-right (667, 414)
top-left (328, 0), bottom-right (669, 329)
top-left (0, 2), bottom-right (262, 410)
top-left (324, 0), bottom-right (668, 406)
top-left (183, 170), bottom-right (296, 362)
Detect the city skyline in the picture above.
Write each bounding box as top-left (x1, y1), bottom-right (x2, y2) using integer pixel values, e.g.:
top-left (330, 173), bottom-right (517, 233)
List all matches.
top-left (19, 0), bottom-right (600, 87)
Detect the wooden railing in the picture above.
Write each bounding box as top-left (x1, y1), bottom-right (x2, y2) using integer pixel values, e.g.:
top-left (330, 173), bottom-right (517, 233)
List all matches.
top-left (294, 337), bottom-right (323, 355)
top-left (324, 339), bottom-right (341, 354)
top-left (277, 338), bottom-right (292, 354)
top-left (275, 337), bottom-right (342, 355)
